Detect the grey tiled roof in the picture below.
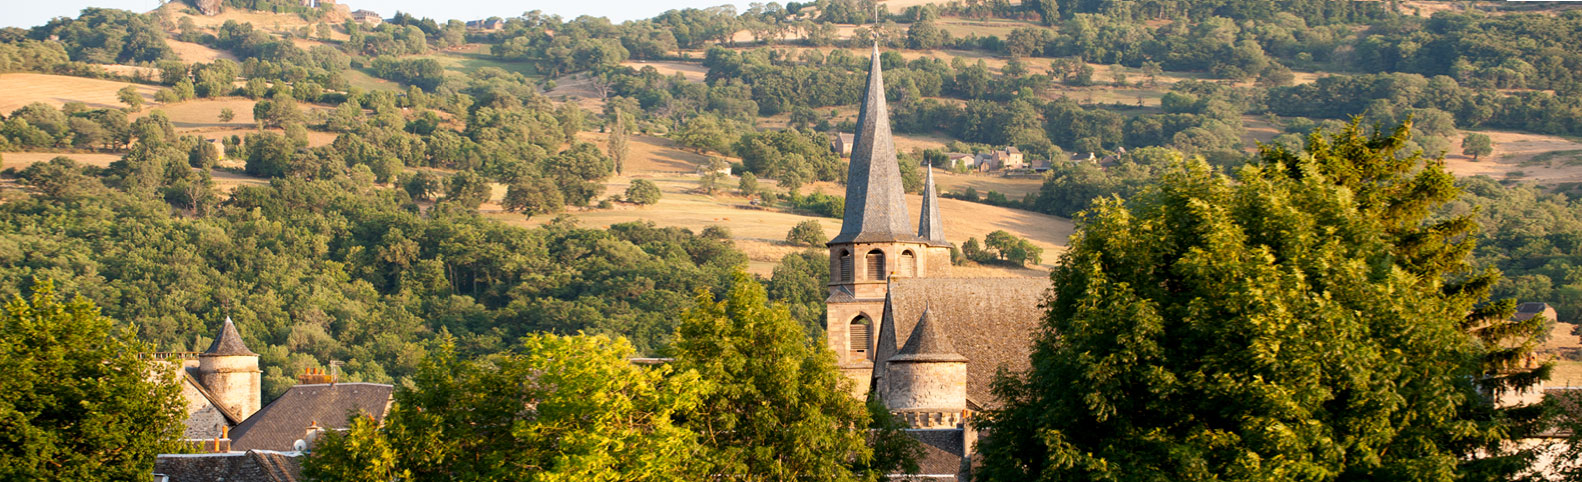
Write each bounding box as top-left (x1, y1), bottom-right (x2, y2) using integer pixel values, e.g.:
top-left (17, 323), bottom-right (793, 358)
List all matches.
top-left (908, 429), bottom-right (966, 480)
top-left (893, 307), bottom-right (967, 362)
top-left (917, 165), bottom-right (948, 246)
top-left (877, 277), bottom-right (1050, 407)
top-left (203, 317), bottom-right (256, 357)
top-left (832, 45), bottom-right (922, 245)
top-left (154, 450), bottom-right (302, 482)
top-left (230, 383), bottom-right (394, 451)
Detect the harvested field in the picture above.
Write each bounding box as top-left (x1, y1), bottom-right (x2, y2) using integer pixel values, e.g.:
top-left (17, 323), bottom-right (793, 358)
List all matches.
top-left (341, 69), bottom-right (402, 92)
top-left (619, 60), bottom-right (708, 82)
top-left (139, 98), bottom-right (259, 129)
top-left (1442, 130), bottom-right (1582, 184)
top-left (168, 40), bottom-right (238, 63)
top-left (574, 132), bottom-right (718, 173)
top-left (0, 73), bottom-right (158, 113)
top-left (546, 73), bottom-right (607, 112)
top-left (3, 151), bottom-right (124, 169)
top-left (210, 168), bottom-right (271, 194)
top-left (931, 171), bottom-right (1044, 198)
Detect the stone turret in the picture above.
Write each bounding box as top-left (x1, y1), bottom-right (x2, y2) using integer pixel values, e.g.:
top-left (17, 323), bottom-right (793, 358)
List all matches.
top-left (884, 307), bottom-right (968, 429)
top-left (198, 317), bottom-right (262, 421)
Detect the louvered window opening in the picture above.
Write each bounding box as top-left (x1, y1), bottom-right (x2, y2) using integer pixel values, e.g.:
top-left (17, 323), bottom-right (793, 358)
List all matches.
top-left (899, 251), bottom-right (916, 277)
top-left (839, 251), bottom-right (853, 282)
top-left (850, 321), bottom-right (871, 358)
top-left (867, 251), bottom-right (886, 280)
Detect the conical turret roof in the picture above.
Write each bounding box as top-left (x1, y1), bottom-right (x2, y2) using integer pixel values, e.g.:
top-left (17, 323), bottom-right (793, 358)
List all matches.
top-left (917, 164), bottom-right (948, 246)
top-left (892, 306), bottom-right (967, 362)
top-left (203, 316), bottom-right (257, 357)
top-left (831, 44), bottom-right (920, 245)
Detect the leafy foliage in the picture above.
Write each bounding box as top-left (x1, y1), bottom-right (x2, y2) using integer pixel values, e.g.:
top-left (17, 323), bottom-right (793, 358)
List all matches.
top-left (786, 220), bottom-right (828, 247)
top-left (625, 179), bottom-right (662, 205)
top-left (304, 333), bottom-right (708, 481)
top-left (0, 279), bottom-right (186, 481)
top-left (979, 123), bottom-right (1544, 481)
top-left (671, 272), bottom-right (875, 481)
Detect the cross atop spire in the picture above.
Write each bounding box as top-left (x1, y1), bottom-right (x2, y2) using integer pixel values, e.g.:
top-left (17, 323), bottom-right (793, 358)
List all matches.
top-left (831, 44), bottom-right (919, 245)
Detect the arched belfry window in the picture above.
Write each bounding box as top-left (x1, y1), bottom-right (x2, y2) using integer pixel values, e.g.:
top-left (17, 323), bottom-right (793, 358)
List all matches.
top-left (899, 250), bottom-right (916, 277)
top-left (850, 316), bottom-right (872, 359)
top-left (866, 250), bottom-right (886, 281)
top-left (838, 250), bottom-right (853, 282)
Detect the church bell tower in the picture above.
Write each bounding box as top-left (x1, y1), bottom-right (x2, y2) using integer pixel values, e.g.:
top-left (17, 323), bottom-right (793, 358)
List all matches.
top-left (825, 44), bottom-right (947, 396)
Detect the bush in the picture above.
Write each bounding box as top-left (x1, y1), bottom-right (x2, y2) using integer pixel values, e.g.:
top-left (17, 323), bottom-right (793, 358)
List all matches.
top-left (702, 225), bottom-right (732, 240)
top-left (787, 192), bottom-right (844, 218)
top-left (786, 220), bottom-right (828, 247)
top-left (625, 179), bottom-right (662, 205)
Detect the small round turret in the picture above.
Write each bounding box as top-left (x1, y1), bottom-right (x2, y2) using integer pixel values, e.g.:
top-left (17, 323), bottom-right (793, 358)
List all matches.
top-left (198, 317), bottom-right (262, 420)
top-left (884, 307), bottom-right (968, 428)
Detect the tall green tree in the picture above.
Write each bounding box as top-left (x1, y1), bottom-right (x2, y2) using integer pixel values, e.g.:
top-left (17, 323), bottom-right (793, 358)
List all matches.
top-left (607, 107), bottom-right (630, 175)
top-left (304, 333), bottom-right (708, 481)
top-left (978, 122), bottom-right (1545, 481)
top-left (671, 271), bottom-right (878, 481)
top-left (0, 279), bottom-right (186, 481)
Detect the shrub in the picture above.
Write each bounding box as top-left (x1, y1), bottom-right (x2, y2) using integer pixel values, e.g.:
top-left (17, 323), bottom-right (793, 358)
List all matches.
top-left (786, 220), bottom-right (828, 247)
top-left (625, 179), bottom-right (662, 205)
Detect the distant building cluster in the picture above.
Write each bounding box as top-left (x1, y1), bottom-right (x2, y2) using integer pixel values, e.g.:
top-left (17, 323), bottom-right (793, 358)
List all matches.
top-left (152, 318), bottom-right (393, 482)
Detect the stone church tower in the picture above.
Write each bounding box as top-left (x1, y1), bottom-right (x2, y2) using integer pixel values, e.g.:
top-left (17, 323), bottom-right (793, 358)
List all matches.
top-left (826, 44), bottom-right (951, 395)
top-left (198, 317), bottom-right (262, 420)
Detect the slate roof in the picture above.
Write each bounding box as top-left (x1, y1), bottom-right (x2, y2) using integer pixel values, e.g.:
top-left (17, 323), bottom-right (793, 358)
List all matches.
top-left (907, 429), bottom-right (966, 481)
top-left (876, 277), bottom-right (1050, 407)
top-left (917, 165), bottom-right (948, 246)
top-left (893, 307), bottom-right (967, 362)
top-left (154, 450), bottom-right (302, 482)
top-left (230, 383), bottom-right (394, 451)
top-left (831, 44), bottom-right (922, 245)
top-left (1514, 302), bottom-right (1555, 322)
top-left (203, 317), bottom-right (257, 357)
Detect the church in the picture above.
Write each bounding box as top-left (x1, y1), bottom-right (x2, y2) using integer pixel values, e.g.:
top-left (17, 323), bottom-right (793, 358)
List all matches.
top-left (825, 45), bottom-right (1051, 481)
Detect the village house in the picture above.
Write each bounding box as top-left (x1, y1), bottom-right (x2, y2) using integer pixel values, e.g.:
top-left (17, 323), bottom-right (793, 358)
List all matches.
top-left (832, 132), bottom-right (855, 157)
top-left (466, 18), bottom-right (506, 31)
top-left (155, 318), bottom-right (394, 481)
top-left (349, 10), bottom-right (382, 26)
top-left (825, 44), bottom-right (1050, 481)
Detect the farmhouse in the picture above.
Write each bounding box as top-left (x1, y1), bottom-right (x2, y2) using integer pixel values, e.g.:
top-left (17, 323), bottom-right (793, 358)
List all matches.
top-left (349, 10), bottom-right (382, 26)
top-left (825, 44), bottom-right (1049, 481)
top-left (832, 132), bottom-right (855, 157)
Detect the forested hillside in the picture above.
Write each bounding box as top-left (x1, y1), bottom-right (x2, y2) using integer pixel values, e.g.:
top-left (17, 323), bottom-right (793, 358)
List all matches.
top-left (2, 0), bottom-right (1582, 399)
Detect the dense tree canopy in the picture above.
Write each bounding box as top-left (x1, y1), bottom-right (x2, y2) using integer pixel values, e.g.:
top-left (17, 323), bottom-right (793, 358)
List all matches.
top-left (978, 123), bottom-right (1545, 481)
top-left (0, 279), bottom-right (186, 481)
top-left (304, 333), bottom-right (708, 481)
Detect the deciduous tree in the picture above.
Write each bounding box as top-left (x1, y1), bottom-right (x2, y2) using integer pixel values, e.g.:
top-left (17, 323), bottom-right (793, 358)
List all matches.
top-left (0, 279), bottom-right (186, 481)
